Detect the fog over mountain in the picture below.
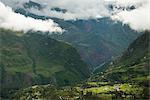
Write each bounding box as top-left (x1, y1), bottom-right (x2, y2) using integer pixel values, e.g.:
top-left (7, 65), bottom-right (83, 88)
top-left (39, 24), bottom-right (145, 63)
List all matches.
top-left (1, 0), bottom-right (110, 20)
top-left (110, 0), bottom-right (150, 31)
top-left (1, 0), bottom-right (150, 31)
top-left (0, 1), bottom-right (63, 33)
top-left (0, 1), bottom-right (149, 99)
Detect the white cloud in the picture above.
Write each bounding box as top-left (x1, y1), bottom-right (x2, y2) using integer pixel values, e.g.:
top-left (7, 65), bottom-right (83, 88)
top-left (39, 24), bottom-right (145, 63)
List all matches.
top-left (0, 1), bottom-right (63, 33)
top-left (45, 0), bottom-right (110, 20)
top-left (40, 0), bottom-right (150, 31)
top-left (1, 0), bottom-right (150, 31)
top-left (3, 0), bottom-right (110, 20)
top-left (109, 0), bottom-right (150, 31)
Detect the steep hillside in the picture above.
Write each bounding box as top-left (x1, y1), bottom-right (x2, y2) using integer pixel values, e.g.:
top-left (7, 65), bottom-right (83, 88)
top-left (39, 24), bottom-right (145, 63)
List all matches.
top-left (7, 32), bottom-right (149, 100)
top-left (51, 18), bottom-right (141, 69)
top-left (14, 6), bottom-right (141, 69)
top-left (0, 29), bottom-right (90, 98)
top-left (84, 31), bottom-right (150, 99)
top-left (2, 0), bottom-right (140, 69)
top-left (90, 31), bottom-right (150, 85)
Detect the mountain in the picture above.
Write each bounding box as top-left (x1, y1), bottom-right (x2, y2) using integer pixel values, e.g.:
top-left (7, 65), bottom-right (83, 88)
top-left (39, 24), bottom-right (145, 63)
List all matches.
top-left (0, 29), bottom-right (90, 98)
top-left (0, 0), bottom-right (141, 70)
top-left (7, 31), bottom-right (149, 100)
top-left (86, 31), bottom-right (150, 99)
top-left (90, 31), bottom-right (150, 85)
top-left (51, 18), bottom-right (141, 69)
top-left (13, 6), bottom-right (141, 70)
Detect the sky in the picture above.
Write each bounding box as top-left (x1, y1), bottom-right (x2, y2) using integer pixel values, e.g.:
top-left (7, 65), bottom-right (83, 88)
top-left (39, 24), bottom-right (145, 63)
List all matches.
top-left (0, 0), bottom-right (150, 32)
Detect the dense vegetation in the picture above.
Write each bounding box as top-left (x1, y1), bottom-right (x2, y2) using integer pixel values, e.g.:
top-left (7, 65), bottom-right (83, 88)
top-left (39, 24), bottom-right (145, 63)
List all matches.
top-left (51, 18), bottom-right (142, 69)
top-left (0, 29), bottom-right (90, 99)
top-left (7, 32), bottom-right (149, 100)
top-left (89, 31), bottom-right (150, 99)
top-left (90, 31), bottom-right (149, 84)
top-left (12, 82), bottom-right (145, 100)
top-left (0, 1), bottom-right (149, 99)
top-left (15, 7), bottom-right (141, 69)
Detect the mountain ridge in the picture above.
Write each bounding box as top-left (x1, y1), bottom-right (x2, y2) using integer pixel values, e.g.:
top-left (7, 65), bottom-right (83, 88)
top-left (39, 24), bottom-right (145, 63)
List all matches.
top-left (0, 29), bottom-right (90, 98)
top-left (90, 31), bottom-right (150, 85)
top-left (13, 3), bottom-right (142, 69)
top-left (9, 31), bottom-right (149, 100)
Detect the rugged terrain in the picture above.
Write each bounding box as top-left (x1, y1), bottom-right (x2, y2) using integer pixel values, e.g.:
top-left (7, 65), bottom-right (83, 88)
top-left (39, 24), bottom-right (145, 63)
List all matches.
top-left (0, 29), bottom-right (90, 99)
top-left (8, 31), bottom-right (150, 100)
top-left (13, 1), bottom-right (141, 69)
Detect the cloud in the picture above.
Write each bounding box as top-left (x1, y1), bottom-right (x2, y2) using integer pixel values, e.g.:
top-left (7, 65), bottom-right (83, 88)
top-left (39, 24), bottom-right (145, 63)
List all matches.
top-left (0, 1), bottom-right (63, 33)
top-left (1, 0), bottom-right (150, 31)
top-left (3, 0), bottom-right (110, 20)
top-left (44, 0), bottom-right (110, 20)
top-left (29, 0), bottom-right (150, 31)
top-left (109, 0), bottom-right (150, 31)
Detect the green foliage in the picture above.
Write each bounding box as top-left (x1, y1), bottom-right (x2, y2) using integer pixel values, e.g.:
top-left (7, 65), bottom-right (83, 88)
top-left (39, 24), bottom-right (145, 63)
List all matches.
top-left (14, 8), bottom-right (142, 68)
top-left (90, 32), bottom-right (150, 85)
top-left (12, 82), bottom-right (145, 100)
top-left (0, 29), bottom-right (89, 99)
top-left (51, 18), bottom-right (141, 68)
top-left (87, 32), bottom-right (150, 99)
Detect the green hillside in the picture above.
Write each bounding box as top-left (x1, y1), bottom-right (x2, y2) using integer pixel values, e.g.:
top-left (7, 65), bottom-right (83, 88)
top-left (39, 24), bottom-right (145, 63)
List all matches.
top-left (90, 31), bottom-right (149, 84)
top-left (51, 18), bottom-right (141, 69)
top-left (0, 29), bottom-right (90, 99)
top-left (84, 31), bottom-right (150, 99)
top-left (9, 32), bottom-right (149, 100)
top-left (15, 7), bottom-right (142, 69)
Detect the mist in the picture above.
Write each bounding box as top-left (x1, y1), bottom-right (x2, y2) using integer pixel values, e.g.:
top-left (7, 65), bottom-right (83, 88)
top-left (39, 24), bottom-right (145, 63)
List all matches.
top-left (0, 1), bottom-right (63, 33)
top-left (110, 0), bottom-right (150, 31)
top-left (1, 0), bottom-right (150, 31)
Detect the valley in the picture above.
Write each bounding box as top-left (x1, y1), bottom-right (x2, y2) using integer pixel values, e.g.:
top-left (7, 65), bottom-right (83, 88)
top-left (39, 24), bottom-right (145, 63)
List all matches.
top-left (0, 0), bottom-right (150, 100)
top-left (1, 29), bottom-right (149, 100)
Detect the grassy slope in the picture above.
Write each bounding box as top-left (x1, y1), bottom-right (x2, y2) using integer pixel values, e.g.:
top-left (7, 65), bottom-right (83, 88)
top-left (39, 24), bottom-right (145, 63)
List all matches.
top-left (0, 29), bottom-right (90, 98)
top-left (90, 31), bottom-right (150, 85)
top-left (15, 7), bottom-right (142, 68)
top-left (10, 32), bottom-right (149, 100)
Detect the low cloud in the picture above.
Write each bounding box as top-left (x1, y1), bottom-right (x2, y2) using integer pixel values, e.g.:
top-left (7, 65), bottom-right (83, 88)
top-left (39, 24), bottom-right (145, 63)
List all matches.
top-left (1, 0), bottom-right (150, 31)
top-left (0, 1), bottom-right (63, 33)
top-left (3, 0), bottom-right (110, 20)
top-left (43, 0), bottom-right (110, 20)
top-left (109, 0), bottom-right (150, 31)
